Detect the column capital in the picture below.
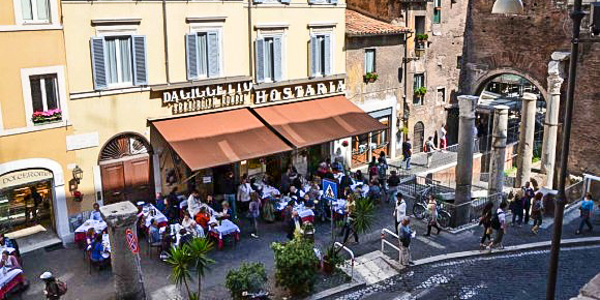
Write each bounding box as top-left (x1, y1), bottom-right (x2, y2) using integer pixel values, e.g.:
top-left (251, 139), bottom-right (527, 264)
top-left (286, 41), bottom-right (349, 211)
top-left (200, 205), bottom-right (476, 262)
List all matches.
top-left (457, 95), bottom-right (478, 118)
top-left (548, 60), bottom-right (566, 95)
top-left (493, 105), bottom-right (510, 115)
top-left (100, 201), bottom-right (139, 228)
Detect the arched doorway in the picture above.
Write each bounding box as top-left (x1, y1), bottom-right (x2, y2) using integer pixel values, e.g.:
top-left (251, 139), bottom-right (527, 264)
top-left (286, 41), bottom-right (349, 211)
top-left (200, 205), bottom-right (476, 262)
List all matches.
top-left (98, 133), bottom-right (153, 205)
top-left (413, 122), bottom-right (425, 154)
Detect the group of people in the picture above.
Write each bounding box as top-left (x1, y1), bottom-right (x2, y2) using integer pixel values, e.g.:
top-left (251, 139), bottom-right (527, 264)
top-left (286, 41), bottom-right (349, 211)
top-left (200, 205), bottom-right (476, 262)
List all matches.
top-left (400, 124), bottom-right (448, 170)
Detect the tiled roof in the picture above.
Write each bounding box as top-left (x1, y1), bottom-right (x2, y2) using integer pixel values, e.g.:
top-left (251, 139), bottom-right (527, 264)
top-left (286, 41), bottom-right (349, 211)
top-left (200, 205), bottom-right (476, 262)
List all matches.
top-left (346, 10), bottom-right (411, 36)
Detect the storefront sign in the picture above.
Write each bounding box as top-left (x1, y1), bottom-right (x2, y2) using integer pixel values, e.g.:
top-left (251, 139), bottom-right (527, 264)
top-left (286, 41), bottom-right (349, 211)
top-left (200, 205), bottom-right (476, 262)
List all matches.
top-left (254, 79), bottom-right (345, 104)
top-left (66, 132), bottom-right (100, 151)
top-left (0, 169), bottom-right (53, 190)
top-left (162, 81), bottom-right (253, 115)
top-left (125, 228), bottom-right (139, 254)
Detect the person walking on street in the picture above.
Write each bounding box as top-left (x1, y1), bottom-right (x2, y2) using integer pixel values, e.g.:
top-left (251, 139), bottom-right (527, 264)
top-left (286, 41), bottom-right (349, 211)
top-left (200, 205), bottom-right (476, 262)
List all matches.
top-left (40, 271), bottom-right (64, 299)
top-left (438, 124), bottom-right (447, 151)
top-left (398, 217), bottom-right (414, 267)
top-left (249, 192), bottom-right (261, 238)
top-left (488, 201), bottom-right (507, 250)
top-left (393, 193), bottom-right (407, 234)
top-left (522, 181), bottom-right (535, 224)
top-left (576, 193), bottom-right (595, 235)
top-left (510, 190), bottom-right (524, 227)
top-left (402, 138), bottom-right (412, 170)
top-left (530, 192), bottom-right (544, 235)
top-left (377, 152), bottom-right (388, 196)
top-left (424, 136), bottom-right (437, 168)
top-left (424, 195), bottom-right (441, 236)
top-left (237, 174), bottom-right (252, 213)
top-left (342, 197), bottom-right (359, 244)
top-left (479, 201), bottom-right (494, 249)
top-left (387, 170), bottom-right (400, 204)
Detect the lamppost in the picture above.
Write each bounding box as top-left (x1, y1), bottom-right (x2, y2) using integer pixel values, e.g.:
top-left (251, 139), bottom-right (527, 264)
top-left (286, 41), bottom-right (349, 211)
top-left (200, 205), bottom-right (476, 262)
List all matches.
top-left (491, 0), bottom-right (599, 299)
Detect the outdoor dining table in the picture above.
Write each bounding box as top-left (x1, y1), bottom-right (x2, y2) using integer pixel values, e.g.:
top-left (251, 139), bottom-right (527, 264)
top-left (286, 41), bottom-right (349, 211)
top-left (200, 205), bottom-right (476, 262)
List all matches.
top-left (140, 204), bottom-right (168, 228)
top-left (0, 268), bottom-right (24, 299)
top-left (208, 219), bottom-right (240, 250)
top-left (74, 219), bottom-right (108, 243)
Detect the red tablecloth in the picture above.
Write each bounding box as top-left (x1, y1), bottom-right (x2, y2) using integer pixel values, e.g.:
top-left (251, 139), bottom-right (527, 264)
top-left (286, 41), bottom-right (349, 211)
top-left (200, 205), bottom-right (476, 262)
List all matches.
top-left (0, 273), bottom-right (23, 299)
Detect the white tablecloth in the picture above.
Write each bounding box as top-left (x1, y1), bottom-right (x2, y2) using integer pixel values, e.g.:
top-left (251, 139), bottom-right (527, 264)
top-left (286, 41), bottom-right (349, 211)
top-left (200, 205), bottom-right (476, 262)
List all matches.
top-left (260, 185), bottom-right (281, 199)
top-left (0, 269), bottom-right (22, 289)
top-left (140, 204), bottom-right (168, 227)
top-left (297, 207), bottom-right (314, 219)
top-left (75, 219), bottom-right (107, 234)
top-left (210, 219), bottom-right (240, 239)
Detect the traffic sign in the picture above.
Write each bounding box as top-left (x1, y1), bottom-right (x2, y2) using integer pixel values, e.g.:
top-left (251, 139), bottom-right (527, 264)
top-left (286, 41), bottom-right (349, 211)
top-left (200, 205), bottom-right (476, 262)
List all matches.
top-left (322, 179), bottom-right (338, 201)
top-left (125, 228), bottom-right (139, 254)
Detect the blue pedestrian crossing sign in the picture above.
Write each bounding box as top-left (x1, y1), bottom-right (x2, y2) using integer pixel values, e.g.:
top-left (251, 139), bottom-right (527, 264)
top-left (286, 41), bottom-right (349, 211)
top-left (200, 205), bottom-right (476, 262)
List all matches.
top-left (322, 179), bottom-right (338, 201)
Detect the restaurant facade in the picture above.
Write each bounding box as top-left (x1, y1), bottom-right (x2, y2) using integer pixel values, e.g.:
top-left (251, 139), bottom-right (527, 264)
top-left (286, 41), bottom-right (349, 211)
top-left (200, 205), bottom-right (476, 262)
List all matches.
top-left (46, 0), bottom-right (386, 243)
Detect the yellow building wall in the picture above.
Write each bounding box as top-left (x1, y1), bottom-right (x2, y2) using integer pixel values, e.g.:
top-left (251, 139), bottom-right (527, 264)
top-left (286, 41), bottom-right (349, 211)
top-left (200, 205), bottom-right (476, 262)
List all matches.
top-left (251, 1), bottom-right (347, 80)
top-left (0, 0), bottom-right (16, 26)
top-left (0, 30), bottom-right (67, 129)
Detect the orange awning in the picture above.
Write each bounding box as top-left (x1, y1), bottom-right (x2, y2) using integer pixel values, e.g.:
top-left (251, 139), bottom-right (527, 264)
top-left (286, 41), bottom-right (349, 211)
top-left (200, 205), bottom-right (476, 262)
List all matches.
top-left (152, 109), bottom-right (292, 171)
top-left (253, 96), bottom-right (387, 148)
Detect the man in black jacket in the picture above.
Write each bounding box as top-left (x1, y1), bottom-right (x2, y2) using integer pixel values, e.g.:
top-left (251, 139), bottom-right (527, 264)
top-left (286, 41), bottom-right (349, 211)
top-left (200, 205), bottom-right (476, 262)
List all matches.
top-left (387, 170), bottom-right (400, 204)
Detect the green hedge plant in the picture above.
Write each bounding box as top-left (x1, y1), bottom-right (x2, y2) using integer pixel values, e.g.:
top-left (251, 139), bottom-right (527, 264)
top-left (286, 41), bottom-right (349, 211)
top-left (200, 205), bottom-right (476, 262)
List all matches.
top-left (225, 262), bottom-right (268, 300)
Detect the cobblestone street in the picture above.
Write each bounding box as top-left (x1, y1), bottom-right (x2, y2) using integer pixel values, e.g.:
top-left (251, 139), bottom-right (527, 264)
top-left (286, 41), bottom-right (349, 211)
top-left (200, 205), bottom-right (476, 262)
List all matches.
top-left (335, 244), bottom-right (600, 300)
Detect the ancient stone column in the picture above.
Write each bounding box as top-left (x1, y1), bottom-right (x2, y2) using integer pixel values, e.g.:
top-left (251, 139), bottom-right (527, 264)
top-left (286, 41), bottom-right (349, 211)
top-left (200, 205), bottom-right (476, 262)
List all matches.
top-left (488, 105), bottom-right (509, 205)
top-left (541, 52), bottom-right (569, 188)
top-left (455, 95), bottom-right (478, 226)
top-left (515, 92), bottom-right (538, 188)
top-left (100, 202), bottom-right (146, 300)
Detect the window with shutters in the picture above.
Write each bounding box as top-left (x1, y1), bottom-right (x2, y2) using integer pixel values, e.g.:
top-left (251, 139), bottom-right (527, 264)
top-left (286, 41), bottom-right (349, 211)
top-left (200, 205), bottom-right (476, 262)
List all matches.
top-left (310, 33), bottom-right (332, 77)
top-left (19, 0), bottom-right (50, 23)
top-left (433, 0), bottom-right (442, 24)
top-left (90, 35), bottom-right (147, 90)
top-left (256, 34), bottom-right (284, 83)
top-left (186, 30), bottom-right (221, 80)
top-left (413, 73), bottom-right (425, 105)
top-left (365, 49), bottom-right (376, 74)
top-left (20, 66), bottom-right (68, 128)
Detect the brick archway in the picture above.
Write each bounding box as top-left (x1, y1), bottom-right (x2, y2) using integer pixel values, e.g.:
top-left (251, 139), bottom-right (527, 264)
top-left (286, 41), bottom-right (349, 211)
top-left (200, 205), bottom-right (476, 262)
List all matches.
top-left (472, 68), bottom-right (548, 102)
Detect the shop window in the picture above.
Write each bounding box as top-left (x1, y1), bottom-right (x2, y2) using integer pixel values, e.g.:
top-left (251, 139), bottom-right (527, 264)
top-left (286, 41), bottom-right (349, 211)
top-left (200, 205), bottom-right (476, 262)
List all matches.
top-left (90, 35), bottom-right (147, 90)
top-left (433, 0), bottom-right (442, 24)
top-left (310, 33), bottom-right (332, 77)
top-left (20, 0), bottom-right (50, 23)
top-left (365, 49), bottom-right (376, 74)
top-left (256, 35), bottom-right (284, 83)
top-left (186, 30), bottom-right (222, 80)
top-left (413, 73), bottom-right (425, 105)
top-left (21, 66), bottom-right (68, 128)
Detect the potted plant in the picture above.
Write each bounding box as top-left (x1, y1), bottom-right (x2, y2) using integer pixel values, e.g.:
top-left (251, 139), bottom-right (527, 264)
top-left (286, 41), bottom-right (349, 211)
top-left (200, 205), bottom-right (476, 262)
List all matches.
top-left (414, 87), bottom-right (428, 97)
top-left (32, 109), bottom-right (62, 125)
top-left (363, 72), bottom-right (379, 83)
top-left (225, 262), bottom-right (268, 300)
top-left (416, 34), bottom-right (429, 41)
top-left (271, 237), bottom-right (319, 296)
top-left (322, 246), bottom-right (343, 274)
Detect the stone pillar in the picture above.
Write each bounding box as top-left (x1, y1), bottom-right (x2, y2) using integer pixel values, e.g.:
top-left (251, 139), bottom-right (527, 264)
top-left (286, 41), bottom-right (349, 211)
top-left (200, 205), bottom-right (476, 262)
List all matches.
top-left (515, 92), bottom-right (538, 188)
top-left (455, 95), bottom-right (478, 226)
top-left (100, 202), bottom-right (146, 300)
top-left (541, 52), bottom-right (569, 188)
top-left (488, 105), bottom-right (509, 204)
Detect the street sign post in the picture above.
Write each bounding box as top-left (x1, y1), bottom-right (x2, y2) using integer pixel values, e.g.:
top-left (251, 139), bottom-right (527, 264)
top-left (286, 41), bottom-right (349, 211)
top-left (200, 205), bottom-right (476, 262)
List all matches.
top-left (322, 179), bottom-right (338, 245)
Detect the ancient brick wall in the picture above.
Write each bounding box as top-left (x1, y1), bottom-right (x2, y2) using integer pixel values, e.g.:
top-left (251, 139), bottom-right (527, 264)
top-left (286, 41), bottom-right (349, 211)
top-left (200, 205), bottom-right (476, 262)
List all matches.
top-left (461, 0), bottom-right (600, 176)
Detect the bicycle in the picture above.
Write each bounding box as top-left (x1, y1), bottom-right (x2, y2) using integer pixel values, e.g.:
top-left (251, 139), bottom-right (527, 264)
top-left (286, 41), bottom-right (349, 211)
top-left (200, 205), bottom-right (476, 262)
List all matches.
top-left (412, 186), bottom-right (452, 228)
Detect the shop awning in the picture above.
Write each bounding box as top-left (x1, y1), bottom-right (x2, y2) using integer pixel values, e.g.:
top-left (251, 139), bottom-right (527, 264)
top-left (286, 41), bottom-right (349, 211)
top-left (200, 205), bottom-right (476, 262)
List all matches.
top-left (253, 96), bottom-right (387, 148)
top-left (151, 109), bottom-right (293, 171)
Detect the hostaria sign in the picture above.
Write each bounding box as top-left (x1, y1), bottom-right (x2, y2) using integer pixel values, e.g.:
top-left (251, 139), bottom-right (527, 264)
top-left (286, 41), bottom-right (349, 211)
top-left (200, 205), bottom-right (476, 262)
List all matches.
top-left (254, 78), bottom-right (345, 104)
top-left (162, 81), bottom-right (253, 115)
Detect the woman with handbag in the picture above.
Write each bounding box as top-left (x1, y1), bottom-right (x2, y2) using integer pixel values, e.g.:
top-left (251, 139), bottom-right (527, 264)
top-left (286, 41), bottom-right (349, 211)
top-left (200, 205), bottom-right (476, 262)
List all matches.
top-left (424, 195), bottom-right (441, 236)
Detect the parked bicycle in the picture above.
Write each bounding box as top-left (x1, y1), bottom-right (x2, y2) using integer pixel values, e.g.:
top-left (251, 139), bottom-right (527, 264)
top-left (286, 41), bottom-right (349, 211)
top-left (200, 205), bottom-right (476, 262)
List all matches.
top-left (412, 186), bottom-right (452, 228)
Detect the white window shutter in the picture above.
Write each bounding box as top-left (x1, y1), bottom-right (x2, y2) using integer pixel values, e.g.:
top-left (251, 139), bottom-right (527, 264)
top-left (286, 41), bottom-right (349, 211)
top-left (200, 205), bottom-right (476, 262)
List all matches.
top-left (255, 39), bottom-right (265, 83)
top-left (207, 31), bottom-right (221, 78)
top-left (329, 0), bottom-right (338, 4)
top-left (310, 35), bottom-right (318, 77)
top-left (280, 0), bottom-right (291, 3)
top-left (186, 33), bottom-right (199, 80)
top-left (324, 34), bottom-right (332, 76)
top-left (132, 35), bottom-right (148, 86)
top-left (90, 37), bottom-right (107, 90)
top-left (253, 0), bottom-right (264, 3)
top-left (273, 36), bottom-right (283, 82)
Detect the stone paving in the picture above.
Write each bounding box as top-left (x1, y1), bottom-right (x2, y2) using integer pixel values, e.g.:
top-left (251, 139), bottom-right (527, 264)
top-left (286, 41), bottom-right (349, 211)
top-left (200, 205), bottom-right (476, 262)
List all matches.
top-left (8, 196), bottom-right (599, 300)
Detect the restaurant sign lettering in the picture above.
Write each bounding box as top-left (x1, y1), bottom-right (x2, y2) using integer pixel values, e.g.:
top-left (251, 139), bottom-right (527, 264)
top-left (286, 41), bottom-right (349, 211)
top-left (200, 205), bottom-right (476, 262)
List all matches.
top-left (162, 81), bottom-right (253, 115)
top-left (254, 79), bottom-right (345, 104)
top-left (0, 169), bottom-right (53, 190)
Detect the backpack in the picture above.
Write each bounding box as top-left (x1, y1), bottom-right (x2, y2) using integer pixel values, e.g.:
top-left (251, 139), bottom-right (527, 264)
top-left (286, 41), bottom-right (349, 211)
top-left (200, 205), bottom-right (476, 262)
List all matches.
top-left (490, 212), bottom-right (501, 230)
top-left (57, 279), bottom-right (67, 296)
top-left (423, 143), bottom-right (428, 153)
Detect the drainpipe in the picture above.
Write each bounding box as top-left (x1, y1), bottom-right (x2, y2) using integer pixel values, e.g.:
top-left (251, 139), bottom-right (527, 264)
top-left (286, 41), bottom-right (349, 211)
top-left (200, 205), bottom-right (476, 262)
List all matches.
top-left (402, 4), bottom-right (412, 141)
top-left (247, 0), bottom-right (254, 81)
top-left (162, 0), bottom-right (171, 84)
